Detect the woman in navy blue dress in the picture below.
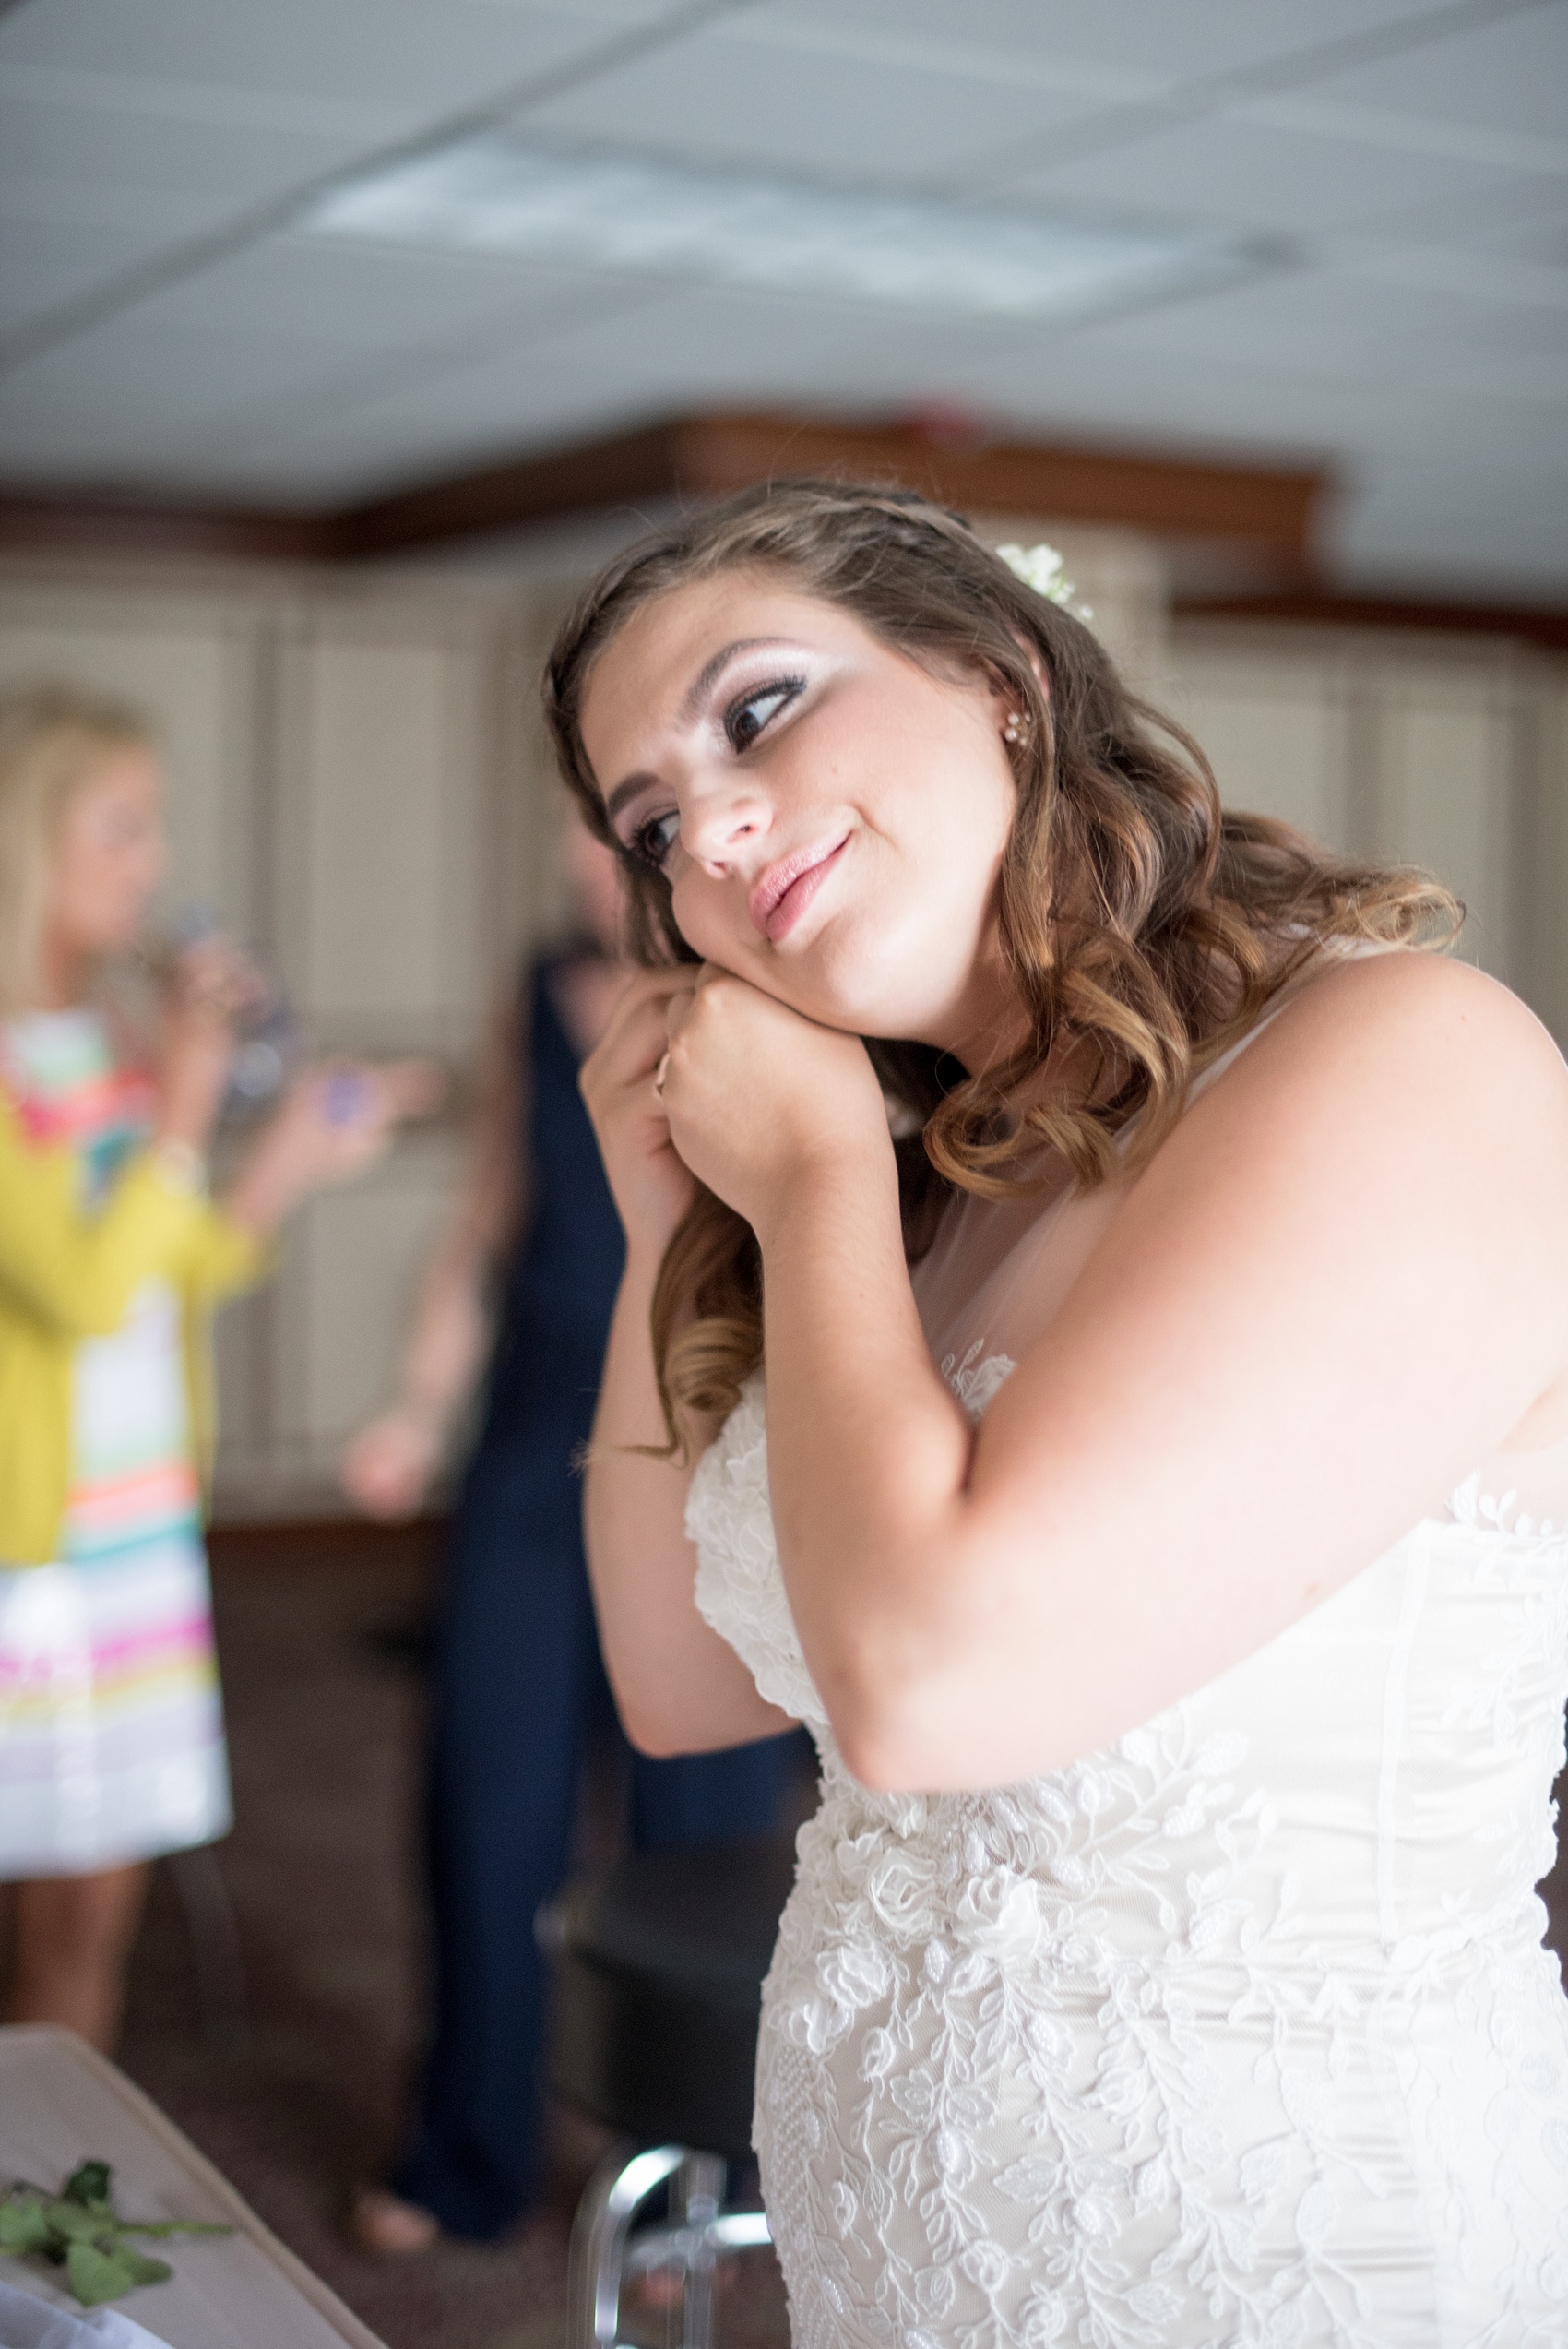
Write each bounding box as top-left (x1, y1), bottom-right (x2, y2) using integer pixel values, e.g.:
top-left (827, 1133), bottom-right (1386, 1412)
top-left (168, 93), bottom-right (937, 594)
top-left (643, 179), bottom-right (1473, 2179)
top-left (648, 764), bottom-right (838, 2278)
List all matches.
top-left (343, 831), bottom-right (798, 2247)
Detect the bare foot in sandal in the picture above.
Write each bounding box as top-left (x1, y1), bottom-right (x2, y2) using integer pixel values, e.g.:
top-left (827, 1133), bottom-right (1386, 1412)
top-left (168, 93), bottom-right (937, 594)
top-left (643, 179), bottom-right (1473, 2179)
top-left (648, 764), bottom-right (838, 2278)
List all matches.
top-left (349, 2186), bottom-right (441, 2257)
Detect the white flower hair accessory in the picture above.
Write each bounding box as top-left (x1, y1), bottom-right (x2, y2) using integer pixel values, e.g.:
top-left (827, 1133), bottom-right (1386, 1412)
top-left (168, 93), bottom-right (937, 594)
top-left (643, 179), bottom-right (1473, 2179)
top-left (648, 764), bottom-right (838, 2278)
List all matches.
top-left (994, 541), bottom-right (1092, 622)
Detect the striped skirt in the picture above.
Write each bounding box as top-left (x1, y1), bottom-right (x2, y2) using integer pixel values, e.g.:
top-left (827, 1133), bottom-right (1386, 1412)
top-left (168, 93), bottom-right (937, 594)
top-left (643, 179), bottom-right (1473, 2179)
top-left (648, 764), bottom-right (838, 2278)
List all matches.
top-left (0, 1519), bottom-right (232, 1878)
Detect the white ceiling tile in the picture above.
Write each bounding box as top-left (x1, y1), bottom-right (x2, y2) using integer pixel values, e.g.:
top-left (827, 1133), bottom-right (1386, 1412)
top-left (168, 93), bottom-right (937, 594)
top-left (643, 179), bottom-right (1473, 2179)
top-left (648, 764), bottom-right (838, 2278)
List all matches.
top-left (755, 0), bottom-right (1445, 89)
top-left (138, 274), bottom-right (1048, 501)
top-left (944, 281), bottom-right (1568, 453)
top-left (180, 281), bottom-right (660, 472)
top-left (519, 23), bottom-right (1101, 183)
top-left (122, 233), bottom-right (630, 352)
top-left (0, 85), bottom-right (386, 219)
top-left (0, 0), bottom-right (648, 229)
top-left (212, 278), bottom-right (1026, 484)
top-left (949, 338), bottom-right (1382, 443)
top-left (196, 394), bottom-right (646, 502)
top-left (0, 0), bottom-right (625, 118)
top-left (1063, 259), bottom-right (1568, 376)
top-left (0, 213), bottom-right (189, 336)
top-left (1440, 202), bottom-right (1568, 265)
top-left (1301, 3), bottom-right (1568, 147)
top-left (997, 111), bottom-right (1543, 237)
top-left (0, 257), bottom-right (651, 483)
top-left (1338, 177), bottom-right (1568, 260)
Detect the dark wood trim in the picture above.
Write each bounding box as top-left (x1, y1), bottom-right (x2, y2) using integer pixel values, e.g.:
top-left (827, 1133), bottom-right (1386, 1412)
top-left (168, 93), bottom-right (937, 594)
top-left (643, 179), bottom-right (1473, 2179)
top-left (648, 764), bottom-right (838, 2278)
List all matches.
top-left (6, 444), bottom-right (1563, 657)
top-left (0, 410), bottom-right (1328, 568)
top-left (0, 489), bottom-right (335, 565)
top-left (333, 410), bottom-right (1327, 561)
top-left (208, 1513), bottom-right (446, 1570)
top-left (334, 417), bottom-right (694, 559)
top-left (678, 412), bottom-right (1324, 553)
top-left (1177, 589), bottom-right (1568, 655)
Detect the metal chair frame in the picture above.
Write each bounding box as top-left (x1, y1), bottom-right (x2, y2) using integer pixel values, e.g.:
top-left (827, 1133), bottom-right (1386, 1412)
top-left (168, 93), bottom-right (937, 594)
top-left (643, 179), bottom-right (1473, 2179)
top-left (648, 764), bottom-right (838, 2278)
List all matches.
top-left (567, 2142), bottom-right (772, 2349)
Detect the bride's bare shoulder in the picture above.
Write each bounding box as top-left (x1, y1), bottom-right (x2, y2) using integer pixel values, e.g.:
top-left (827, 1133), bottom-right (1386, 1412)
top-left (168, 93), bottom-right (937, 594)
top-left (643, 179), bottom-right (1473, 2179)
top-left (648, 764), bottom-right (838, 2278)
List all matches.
top-left (1245, 947), bottom-right (1568, 1123)
top-left (1142, 945), bottom-right (1568, 1310)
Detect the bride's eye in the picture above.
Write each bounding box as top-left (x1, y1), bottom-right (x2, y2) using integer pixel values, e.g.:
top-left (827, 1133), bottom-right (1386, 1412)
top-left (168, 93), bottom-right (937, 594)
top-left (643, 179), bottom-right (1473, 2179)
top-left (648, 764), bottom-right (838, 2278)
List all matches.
top-left (725, 675), bottom-right (803, 753)
top-left (629, 808), bottom-right (680, 873)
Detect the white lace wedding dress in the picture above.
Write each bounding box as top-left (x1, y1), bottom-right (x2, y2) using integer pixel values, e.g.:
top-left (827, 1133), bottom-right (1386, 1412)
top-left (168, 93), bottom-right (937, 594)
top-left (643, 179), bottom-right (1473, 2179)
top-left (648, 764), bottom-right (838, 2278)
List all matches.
top-left (686, 1004), bottom-right (1568, 2347)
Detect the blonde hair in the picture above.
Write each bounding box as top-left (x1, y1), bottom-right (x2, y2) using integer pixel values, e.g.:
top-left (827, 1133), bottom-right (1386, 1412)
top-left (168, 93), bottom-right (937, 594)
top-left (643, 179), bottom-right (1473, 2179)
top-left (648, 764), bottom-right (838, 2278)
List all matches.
top-left (544, 478), bottom-right (1462, 1453)
top-left (0, 684), bottom-right (154, 1014)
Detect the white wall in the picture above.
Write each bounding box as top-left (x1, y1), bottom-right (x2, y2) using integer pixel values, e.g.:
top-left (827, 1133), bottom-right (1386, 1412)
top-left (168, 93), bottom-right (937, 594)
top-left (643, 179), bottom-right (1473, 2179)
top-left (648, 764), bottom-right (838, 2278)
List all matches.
top-left (1166, 623), bottom-right (1568, 1029)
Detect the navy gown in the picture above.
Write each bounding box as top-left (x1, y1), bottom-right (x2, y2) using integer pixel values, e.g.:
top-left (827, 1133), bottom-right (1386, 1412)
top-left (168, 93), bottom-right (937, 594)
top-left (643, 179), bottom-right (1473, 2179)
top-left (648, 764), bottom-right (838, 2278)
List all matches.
top-left (397, 958), bottom-right (799, 2238)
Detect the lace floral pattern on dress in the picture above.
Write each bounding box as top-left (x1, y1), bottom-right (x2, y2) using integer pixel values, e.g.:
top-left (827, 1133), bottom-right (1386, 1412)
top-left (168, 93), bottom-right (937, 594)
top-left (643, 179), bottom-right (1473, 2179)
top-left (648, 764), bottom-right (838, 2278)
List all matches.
top-left (940, 1340), bottom-right (1019, 1425)
top-left (688, 1356), bottom-right (1568, 2349)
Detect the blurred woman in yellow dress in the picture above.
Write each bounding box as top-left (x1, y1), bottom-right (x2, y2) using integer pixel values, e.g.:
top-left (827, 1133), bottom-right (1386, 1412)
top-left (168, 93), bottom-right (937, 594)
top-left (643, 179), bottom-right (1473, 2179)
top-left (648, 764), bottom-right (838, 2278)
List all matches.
top-left (0, 684), bottom-right (429, 2050)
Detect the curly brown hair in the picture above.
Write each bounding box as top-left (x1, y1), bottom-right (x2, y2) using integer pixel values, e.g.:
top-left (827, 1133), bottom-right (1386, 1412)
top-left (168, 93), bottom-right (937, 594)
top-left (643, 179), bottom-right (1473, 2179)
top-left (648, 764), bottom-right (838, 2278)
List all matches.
top-left (544, 477), bottom-right (1459, 1453)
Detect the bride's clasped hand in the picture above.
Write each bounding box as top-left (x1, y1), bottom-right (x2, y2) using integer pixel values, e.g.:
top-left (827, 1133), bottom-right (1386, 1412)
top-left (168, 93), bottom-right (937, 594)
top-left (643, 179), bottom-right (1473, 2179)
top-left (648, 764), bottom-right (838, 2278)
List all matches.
top-left (659, 968), bottom-right (890, 1238)
top-left (579, 962), bottom-right (887, 1266)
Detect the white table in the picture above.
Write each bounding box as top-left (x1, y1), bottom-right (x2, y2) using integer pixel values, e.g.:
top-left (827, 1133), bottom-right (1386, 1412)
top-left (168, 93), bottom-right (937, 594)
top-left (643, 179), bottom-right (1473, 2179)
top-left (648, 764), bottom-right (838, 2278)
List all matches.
top-left (0, 2027), bottom-right (386, 2349)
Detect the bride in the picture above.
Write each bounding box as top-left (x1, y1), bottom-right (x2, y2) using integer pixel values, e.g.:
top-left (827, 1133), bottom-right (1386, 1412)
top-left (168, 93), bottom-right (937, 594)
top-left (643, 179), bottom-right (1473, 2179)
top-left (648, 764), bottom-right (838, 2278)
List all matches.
top-left (547, 480), bottom-right (1568, 2345)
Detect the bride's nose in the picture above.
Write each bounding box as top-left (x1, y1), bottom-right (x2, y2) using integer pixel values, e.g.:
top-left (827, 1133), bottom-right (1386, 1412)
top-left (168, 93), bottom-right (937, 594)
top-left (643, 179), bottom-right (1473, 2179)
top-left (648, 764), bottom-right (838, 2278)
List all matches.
top-left (681, 781), bottom-right (773, 870)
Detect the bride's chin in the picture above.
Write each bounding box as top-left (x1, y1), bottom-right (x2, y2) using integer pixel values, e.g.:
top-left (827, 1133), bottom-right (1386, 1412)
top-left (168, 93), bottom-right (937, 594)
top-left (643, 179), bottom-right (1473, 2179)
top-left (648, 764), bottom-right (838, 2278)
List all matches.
top-left (754, 916), bottom-right (938, 1035)
top-left (805, 949), bottom-right (949, 1041)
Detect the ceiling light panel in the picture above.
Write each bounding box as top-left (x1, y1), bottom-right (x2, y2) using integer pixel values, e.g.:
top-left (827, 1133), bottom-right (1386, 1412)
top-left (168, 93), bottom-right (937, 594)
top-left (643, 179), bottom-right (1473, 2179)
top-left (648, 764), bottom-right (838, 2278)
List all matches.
top-left (299, 135), bottom-right (1267, 324)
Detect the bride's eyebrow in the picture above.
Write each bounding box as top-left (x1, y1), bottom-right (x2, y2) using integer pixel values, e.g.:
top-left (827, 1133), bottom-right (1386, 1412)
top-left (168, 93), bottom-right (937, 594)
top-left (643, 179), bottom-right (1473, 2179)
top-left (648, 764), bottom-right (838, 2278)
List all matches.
top-left (676, 636), bottom-right (798, 723)
top-left (601, 636), bottom-right (809, 819)
top-left (604, 769), bottom-right (659, 824)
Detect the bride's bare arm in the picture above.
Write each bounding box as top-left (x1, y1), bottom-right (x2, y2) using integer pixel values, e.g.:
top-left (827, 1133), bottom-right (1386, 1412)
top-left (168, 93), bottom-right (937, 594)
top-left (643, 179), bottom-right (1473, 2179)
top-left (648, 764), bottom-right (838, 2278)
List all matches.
top-left (580, 972), bottom-right (797, 1756)
top-left (660, 951), bottom-right (1568, 1793)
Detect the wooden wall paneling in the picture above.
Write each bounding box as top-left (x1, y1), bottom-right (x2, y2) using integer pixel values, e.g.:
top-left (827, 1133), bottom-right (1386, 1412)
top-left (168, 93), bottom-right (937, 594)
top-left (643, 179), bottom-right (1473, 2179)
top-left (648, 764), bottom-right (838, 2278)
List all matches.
top-left (1169, 620), bottom-right (1539, 986)
top-left (227, 578), bottom-right (589, 1515)
top-left (1165, 629), bottom-right (1356, 848)
top-left (256, 1125), bottom-right (462, 1508)
top-left (1508, 656), bottom-right (1568, 1050)
top-left (1364, 648), bottom-right (1524, 984)
top-left (493, 579), bottom-right (583, 965)
top-left (209, 602), bottom-right (292, 1511)
top-left (211, 605), bottom-right (299, 1499)
top-left (208, 1219), bottom-right (275, 1508)
top-left (0, 576), bottom-right (267, 936)
top-left (229, 585), bottom-right (510, 1511)
top-left (275, 594), bottom-right (496, 1061)
top-left (477, 594), bottom-right (537, 996)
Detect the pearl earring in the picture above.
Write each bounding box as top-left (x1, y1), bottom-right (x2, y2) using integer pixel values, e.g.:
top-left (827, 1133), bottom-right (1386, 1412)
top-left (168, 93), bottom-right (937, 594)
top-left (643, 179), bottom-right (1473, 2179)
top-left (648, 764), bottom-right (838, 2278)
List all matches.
top-left (1004, 709), bottom-right (1031, 747)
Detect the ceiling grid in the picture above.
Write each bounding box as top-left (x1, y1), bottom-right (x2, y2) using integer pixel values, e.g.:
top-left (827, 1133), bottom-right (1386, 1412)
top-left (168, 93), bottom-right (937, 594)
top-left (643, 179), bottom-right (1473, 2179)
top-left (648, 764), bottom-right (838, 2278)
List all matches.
top-left (0, 0), bottom-right (1562, 592)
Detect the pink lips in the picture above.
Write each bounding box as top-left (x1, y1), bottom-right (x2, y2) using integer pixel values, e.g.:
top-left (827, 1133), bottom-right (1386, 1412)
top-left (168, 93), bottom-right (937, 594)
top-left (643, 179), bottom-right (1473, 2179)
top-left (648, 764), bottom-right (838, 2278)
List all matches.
top-left (749, 835), bottom-right (849, 943)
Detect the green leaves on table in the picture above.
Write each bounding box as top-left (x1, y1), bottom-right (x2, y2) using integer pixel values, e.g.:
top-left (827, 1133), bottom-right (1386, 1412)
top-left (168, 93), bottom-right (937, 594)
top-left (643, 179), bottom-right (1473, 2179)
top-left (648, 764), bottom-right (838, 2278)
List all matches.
top-left (64, 2240), bottom-right (172, 2307)
top-left (0, 2159), bottom-right (232, 2307)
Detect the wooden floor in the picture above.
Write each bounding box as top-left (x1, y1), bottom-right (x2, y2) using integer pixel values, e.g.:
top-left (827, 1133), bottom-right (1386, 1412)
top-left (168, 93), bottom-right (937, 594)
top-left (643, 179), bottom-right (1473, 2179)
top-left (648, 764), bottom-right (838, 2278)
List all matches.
top-left (104, 1521), bottom-right (1568, 2349)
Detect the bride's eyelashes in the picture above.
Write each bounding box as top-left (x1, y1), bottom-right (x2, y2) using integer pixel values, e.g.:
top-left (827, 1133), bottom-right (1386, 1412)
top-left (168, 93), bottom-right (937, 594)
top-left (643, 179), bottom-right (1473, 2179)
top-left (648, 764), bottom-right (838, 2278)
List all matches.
top-left (629, 807), bottom-right (681, 874)
top-left (626, 675), bottom-right (808, 872)
top-left (723, 674), bottom-right (806, 753)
